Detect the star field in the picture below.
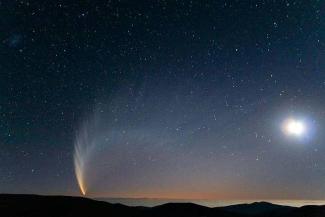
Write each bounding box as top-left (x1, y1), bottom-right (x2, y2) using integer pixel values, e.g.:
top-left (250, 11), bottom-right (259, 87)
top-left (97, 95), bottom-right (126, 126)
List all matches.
top-left (1, 0), bottom-right (325, 200)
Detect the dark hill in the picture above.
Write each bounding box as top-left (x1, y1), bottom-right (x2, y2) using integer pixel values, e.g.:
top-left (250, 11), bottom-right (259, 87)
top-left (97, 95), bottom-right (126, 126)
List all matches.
top-left (220, 201), bottom-right (295, 216)
top-left (0, 194), bottom-right (135, 217)
top-left (1, 194), bottom-right (325, 217)
top-left (148, 202), bottom-right (240, 217)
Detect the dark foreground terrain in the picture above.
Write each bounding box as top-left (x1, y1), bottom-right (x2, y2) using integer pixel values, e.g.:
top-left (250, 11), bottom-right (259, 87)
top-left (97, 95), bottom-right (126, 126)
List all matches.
top-left (1, 194), bottom-right (325, 217)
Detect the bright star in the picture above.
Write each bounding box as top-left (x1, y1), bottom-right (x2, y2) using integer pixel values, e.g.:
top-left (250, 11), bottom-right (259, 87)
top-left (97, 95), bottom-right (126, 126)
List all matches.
top-left (283, 118), bottom-right (306, 137)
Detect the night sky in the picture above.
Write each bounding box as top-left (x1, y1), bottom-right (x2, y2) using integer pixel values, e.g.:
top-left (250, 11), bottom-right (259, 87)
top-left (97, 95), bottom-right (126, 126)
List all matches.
top-left (1, 0), bottom-right (325, 201)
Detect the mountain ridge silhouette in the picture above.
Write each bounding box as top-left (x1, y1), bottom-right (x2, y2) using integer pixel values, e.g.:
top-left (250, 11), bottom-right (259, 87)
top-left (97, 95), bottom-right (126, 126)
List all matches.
top-left (1, 194), bottom-right (325, 217)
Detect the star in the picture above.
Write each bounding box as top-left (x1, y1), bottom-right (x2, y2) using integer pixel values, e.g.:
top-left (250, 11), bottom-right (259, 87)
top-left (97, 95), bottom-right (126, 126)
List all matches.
top-left (282, 118), bottom-right (306, 137)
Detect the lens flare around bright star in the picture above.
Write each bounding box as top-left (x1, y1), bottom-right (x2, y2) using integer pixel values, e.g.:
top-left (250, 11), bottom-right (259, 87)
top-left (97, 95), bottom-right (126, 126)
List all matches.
top-left (282, 118), bottom-right (306, 137)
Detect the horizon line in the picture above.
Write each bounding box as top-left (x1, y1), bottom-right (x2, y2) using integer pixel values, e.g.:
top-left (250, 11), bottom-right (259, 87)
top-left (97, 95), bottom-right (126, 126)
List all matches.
top-left (2, 193), bottom-right (325, 204)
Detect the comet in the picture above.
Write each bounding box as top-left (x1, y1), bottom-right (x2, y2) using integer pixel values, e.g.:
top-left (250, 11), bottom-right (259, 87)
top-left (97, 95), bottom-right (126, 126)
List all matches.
top-left (73, 120), bottom-right (96, 196)
top-left (74, 142), bottom-right (87, 196)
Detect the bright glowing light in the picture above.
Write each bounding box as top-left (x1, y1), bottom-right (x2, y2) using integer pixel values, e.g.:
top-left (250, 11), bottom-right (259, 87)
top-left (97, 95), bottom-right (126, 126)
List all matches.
top-left (74, 121), bottom-right (95, 196)
top-left (283, 118), bottom-right (306, 137)
top-left (74, 151), bottom-right (86, 196)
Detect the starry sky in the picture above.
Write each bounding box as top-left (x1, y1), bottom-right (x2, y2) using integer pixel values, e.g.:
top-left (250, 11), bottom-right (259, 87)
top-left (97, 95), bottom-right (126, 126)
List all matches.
top-left (1, 0), bottom-right (325, 200)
